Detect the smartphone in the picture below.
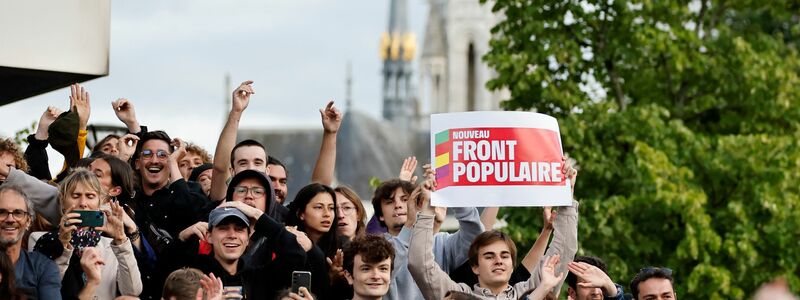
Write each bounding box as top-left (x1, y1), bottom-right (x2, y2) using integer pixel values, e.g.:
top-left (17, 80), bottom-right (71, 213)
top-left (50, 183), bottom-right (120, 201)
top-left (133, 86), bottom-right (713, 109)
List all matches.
top-left (291, 271), bottom-right (312, 295)
top-left (72, 210), bottom-right (104, 227)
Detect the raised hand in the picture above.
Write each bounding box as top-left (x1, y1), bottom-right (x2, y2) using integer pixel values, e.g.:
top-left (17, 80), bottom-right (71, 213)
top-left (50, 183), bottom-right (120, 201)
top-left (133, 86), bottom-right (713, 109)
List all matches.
top-left (542, 206), bottom-right (557, 231)
top-left (567, 261), bottom-right (617, 296)
top-left (97, 201), bottom-right (128, 245)
top-left (540, 255), bottom-right (565, 290)
top-left (283, 287), bottom-right (314, 300)
top-left (285, 226), bottom-right (312, 251)
top-left (398, 156), bottom-right (418, 182)
top-left (327, 249), bottom-right (345, 281)
top-left (69, 83), bottom-right (91, 130)
top-left (35, 106), bottom-right (63, 140)
top-left (79, 247), bottom-right (105, 283)
top-left (178, 222), bottom-right (209, 242)
top-left (116, 134), bottom-right (140, 162)
top-left (217, 200), bottom-right (264, 220)
top-left (170, 138), bottom-right (187, 162)
top-left (58, 210), bottom-right (82, 249)
top-left (232, 80), bottom-right (255, 113)
top-left (562, 156), bottom-right (578, 195)
top-left (197, 273), bottom-right (224, 300)
top-left (320, 100), bottom-right (343, 134)
top-left (112, 98), bottom-right (140, 132)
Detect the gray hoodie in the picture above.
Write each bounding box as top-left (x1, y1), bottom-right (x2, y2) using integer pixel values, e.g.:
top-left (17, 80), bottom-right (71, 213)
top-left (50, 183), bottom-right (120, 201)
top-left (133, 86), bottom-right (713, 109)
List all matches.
top-left (4, 169), bottom-right (61, 225)
top-left (383, 206), bottom-right (483, 300)
top-left (408, 201), bottom-right (579, 300)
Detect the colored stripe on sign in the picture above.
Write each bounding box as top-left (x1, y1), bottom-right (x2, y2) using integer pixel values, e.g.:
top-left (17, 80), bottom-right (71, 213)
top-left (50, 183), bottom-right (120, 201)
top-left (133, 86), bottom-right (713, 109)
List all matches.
top-left (435, 153), bottom-right (450, 168)
top-left (435, 165), bottom-right (450, 179)
top-left (435, 130), bottom-right (450, 145)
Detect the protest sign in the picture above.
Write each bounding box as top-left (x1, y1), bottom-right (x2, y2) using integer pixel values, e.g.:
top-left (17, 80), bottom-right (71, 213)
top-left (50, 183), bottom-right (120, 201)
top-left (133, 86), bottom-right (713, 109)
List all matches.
top-left (430, 111), bottom-right (572, 207)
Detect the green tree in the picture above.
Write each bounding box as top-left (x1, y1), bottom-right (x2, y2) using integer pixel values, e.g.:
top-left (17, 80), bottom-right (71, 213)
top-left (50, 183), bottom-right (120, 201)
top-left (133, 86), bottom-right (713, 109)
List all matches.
top-left (483, 0), bottom-right (800, 298)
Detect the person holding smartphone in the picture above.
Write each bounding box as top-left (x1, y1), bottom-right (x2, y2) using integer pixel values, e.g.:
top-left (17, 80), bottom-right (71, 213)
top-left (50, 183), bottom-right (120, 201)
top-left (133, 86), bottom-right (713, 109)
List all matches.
top-left (30, 168), bottom-right (142, 299)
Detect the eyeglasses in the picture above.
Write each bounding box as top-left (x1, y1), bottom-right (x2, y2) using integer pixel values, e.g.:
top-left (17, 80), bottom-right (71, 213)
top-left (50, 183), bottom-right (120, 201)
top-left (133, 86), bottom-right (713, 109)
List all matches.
top-left (234, 186), bottom-right (266, 197)
top-left (338, 205), bottom-right (356, 216)
top-left (0, 209), bottom-right (29, 220)
top-left (141, 149), bottom-right (169, 160)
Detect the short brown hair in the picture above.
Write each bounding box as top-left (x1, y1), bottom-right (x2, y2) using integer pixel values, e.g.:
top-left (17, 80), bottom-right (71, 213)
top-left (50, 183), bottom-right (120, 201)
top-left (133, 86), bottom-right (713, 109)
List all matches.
top-left (162, 268), bottom-right (204, 300)
top-left (185, 142), bottom-right (212, 163)
top-left (370, 179), bottom-right (416, 228)
top-left (0, 138), bottom-right (28, 173)
top-left (468, 230), bottom-right (517, 267)
top-left (334, 185), bottom-right (366, 237)
top-left (344, 234), bottom-right (395, 275)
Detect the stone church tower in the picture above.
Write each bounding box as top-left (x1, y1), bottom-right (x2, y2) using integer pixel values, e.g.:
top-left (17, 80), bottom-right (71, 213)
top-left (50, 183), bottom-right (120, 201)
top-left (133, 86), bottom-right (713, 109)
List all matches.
top-left (380, 0), bottom-right (417, 132)
top-left (419, 0), bottom-right (508, 114)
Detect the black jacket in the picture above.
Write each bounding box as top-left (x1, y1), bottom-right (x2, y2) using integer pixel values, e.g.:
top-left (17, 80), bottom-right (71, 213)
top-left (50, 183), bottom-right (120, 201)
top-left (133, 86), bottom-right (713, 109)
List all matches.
top-left (164, 213), bottom-right (307, 299)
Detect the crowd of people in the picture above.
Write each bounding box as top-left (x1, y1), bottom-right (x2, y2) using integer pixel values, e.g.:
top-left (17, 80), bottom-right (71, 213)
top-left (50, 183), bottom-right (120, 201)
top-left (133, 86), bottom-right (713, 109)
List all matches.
top-left (0, 81), bottom-right (684, 300)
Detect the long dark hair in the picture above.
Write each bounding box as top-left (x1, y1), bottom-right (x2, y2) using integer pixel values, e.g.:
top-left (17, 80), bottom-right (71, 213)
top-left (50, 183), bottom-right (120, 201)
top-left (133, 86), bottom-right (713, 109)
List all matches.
top-left (0, 250), bottom-right (18, 299)
top-left (91, 153), bottom-right (136, 203)
top-left (287, 183), bottom-right (340, 257)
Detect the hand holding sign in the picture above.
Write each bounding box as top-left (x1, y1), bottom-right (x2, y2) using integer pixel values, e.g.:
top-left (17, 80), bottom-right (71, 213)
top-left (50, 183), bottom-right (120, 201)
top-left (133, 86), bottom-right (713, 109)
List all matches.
top-left (431, 112), bottom-right (572, 207)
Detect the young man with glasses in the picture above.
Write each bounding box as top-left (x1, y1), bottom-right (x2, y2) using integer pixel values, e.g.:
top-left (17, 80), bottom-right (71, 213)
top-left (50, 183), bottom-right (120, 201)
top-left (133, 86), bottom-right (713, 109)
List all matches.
top-left (630, 267), bottom-right (676, 300)
top-left (131, 131), bottom-right (208, 240)
top-left (209, 81), bottom-right (343, 207)
top-left (131, 130), bottom-right (209, 300)
top-left (0, 185), bottom-right (61, 299)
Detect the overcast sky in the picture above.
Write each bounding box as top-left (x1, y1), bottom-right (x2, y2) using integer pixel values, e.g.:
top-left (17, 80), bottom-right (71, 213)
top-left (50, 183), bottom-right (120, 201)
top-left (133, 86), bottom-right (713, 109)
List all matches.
top-left (0, 0), bottom-right (429, 169)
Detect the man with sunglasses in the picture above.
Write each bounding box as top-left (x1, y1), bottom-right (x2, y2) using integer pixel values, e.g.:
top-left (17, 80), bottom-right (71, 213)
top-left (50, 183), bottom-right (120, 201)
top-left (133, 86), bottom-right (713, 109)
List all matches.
top-left (630, 267), bottom-right (676, 300)
top-left (0, 185), bottom-right (61, 299)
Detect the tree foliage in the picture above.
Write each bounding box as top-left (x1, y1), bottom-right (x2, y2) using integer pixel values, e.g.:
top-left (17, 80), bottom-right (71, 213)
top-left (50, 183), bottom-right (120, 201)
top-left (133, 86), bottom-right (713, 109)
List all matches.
top-left (483, 0), bottom-right (800, 298)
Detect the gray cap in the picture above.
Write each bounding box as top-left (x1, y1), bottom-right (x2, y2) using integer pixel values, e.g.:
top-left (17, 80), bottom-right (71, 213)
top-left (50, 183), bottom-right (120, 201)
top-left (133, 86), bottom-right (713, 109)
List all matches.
top-left (209, 206), bottom-right (250, 228)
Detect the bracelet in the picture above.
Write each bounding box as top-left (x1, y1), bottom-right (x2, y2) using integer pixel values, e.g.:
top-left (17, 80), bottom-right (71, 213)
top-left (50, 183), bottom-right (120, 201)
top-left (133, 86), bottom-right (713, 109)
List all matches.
top-left (126, 228), bottom-right (140, 239)
top-left (129, 232), bottom-right (140, 243)
top-left (112, 236), bottom-right (129, 246)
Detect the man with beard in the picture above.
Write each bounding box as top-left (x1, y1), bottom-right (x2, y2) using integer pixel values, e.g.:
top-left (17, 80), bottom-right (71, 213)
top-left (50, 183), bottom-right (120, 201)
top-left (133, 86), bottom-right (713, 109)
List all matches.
top-left (209, 80), bottom-right (342, 206)
top-left (0, 185), bottom-right (60, 299)
top-left (266, 156), bottom-right (289, 204)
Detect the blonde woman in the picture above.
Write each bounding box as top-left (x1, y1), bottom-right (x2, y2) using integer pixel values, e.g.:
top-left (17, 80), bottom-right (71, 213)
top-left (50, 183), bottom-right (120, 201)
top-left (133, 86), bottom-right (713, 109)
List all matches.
top-left (29, 168), bottom-right (142, 298)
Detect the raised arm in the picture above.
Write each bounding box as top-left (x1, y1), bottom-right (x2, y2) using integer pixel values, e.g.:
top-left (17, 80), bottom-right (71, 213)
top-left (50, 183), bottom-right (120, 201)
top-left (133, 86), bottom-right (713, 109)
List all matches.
top-left (25, 107), bottom-right (62, 180)
top-left (310, 101), bottom-right (341, 185)
top-left (398, 156), bottom-right (418, 182)
top-left (209, 81), bottom-right (254, 201)
top-left (408, 180), bottom-right (466, 300)
top-left (1, 167), bottom-right (60, 225)
top-left (112, 98), bottom-right (142, 134)
top-left (443, 205), bottom-right (483, 271)
top-left (100, 201), bottom-right (143, 296)
top-left (529, 158), bottom-right (579, 296)
top-left (480, 207), bottom-right (499, 231)
top-left (520, 207), bottom-right (555, 272)
top-left (169, 138), bottom-right (187, 183)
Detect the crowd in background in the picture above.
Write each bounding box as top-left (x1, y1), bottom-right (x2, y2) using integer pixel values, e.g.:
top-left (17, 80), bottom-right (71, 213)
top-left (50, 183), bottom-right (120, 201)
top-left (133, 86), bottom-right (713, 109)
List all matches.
top-left (0, 81), bottom-right (793, 300)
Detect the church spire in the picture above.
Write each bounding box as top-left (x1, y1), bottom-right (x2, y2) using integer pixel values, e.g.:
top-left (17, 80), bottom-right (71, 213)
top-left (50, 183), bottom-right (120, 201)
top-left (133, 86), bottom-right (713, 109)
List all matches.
top-left (380, 0), bottom-right (416, 131)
